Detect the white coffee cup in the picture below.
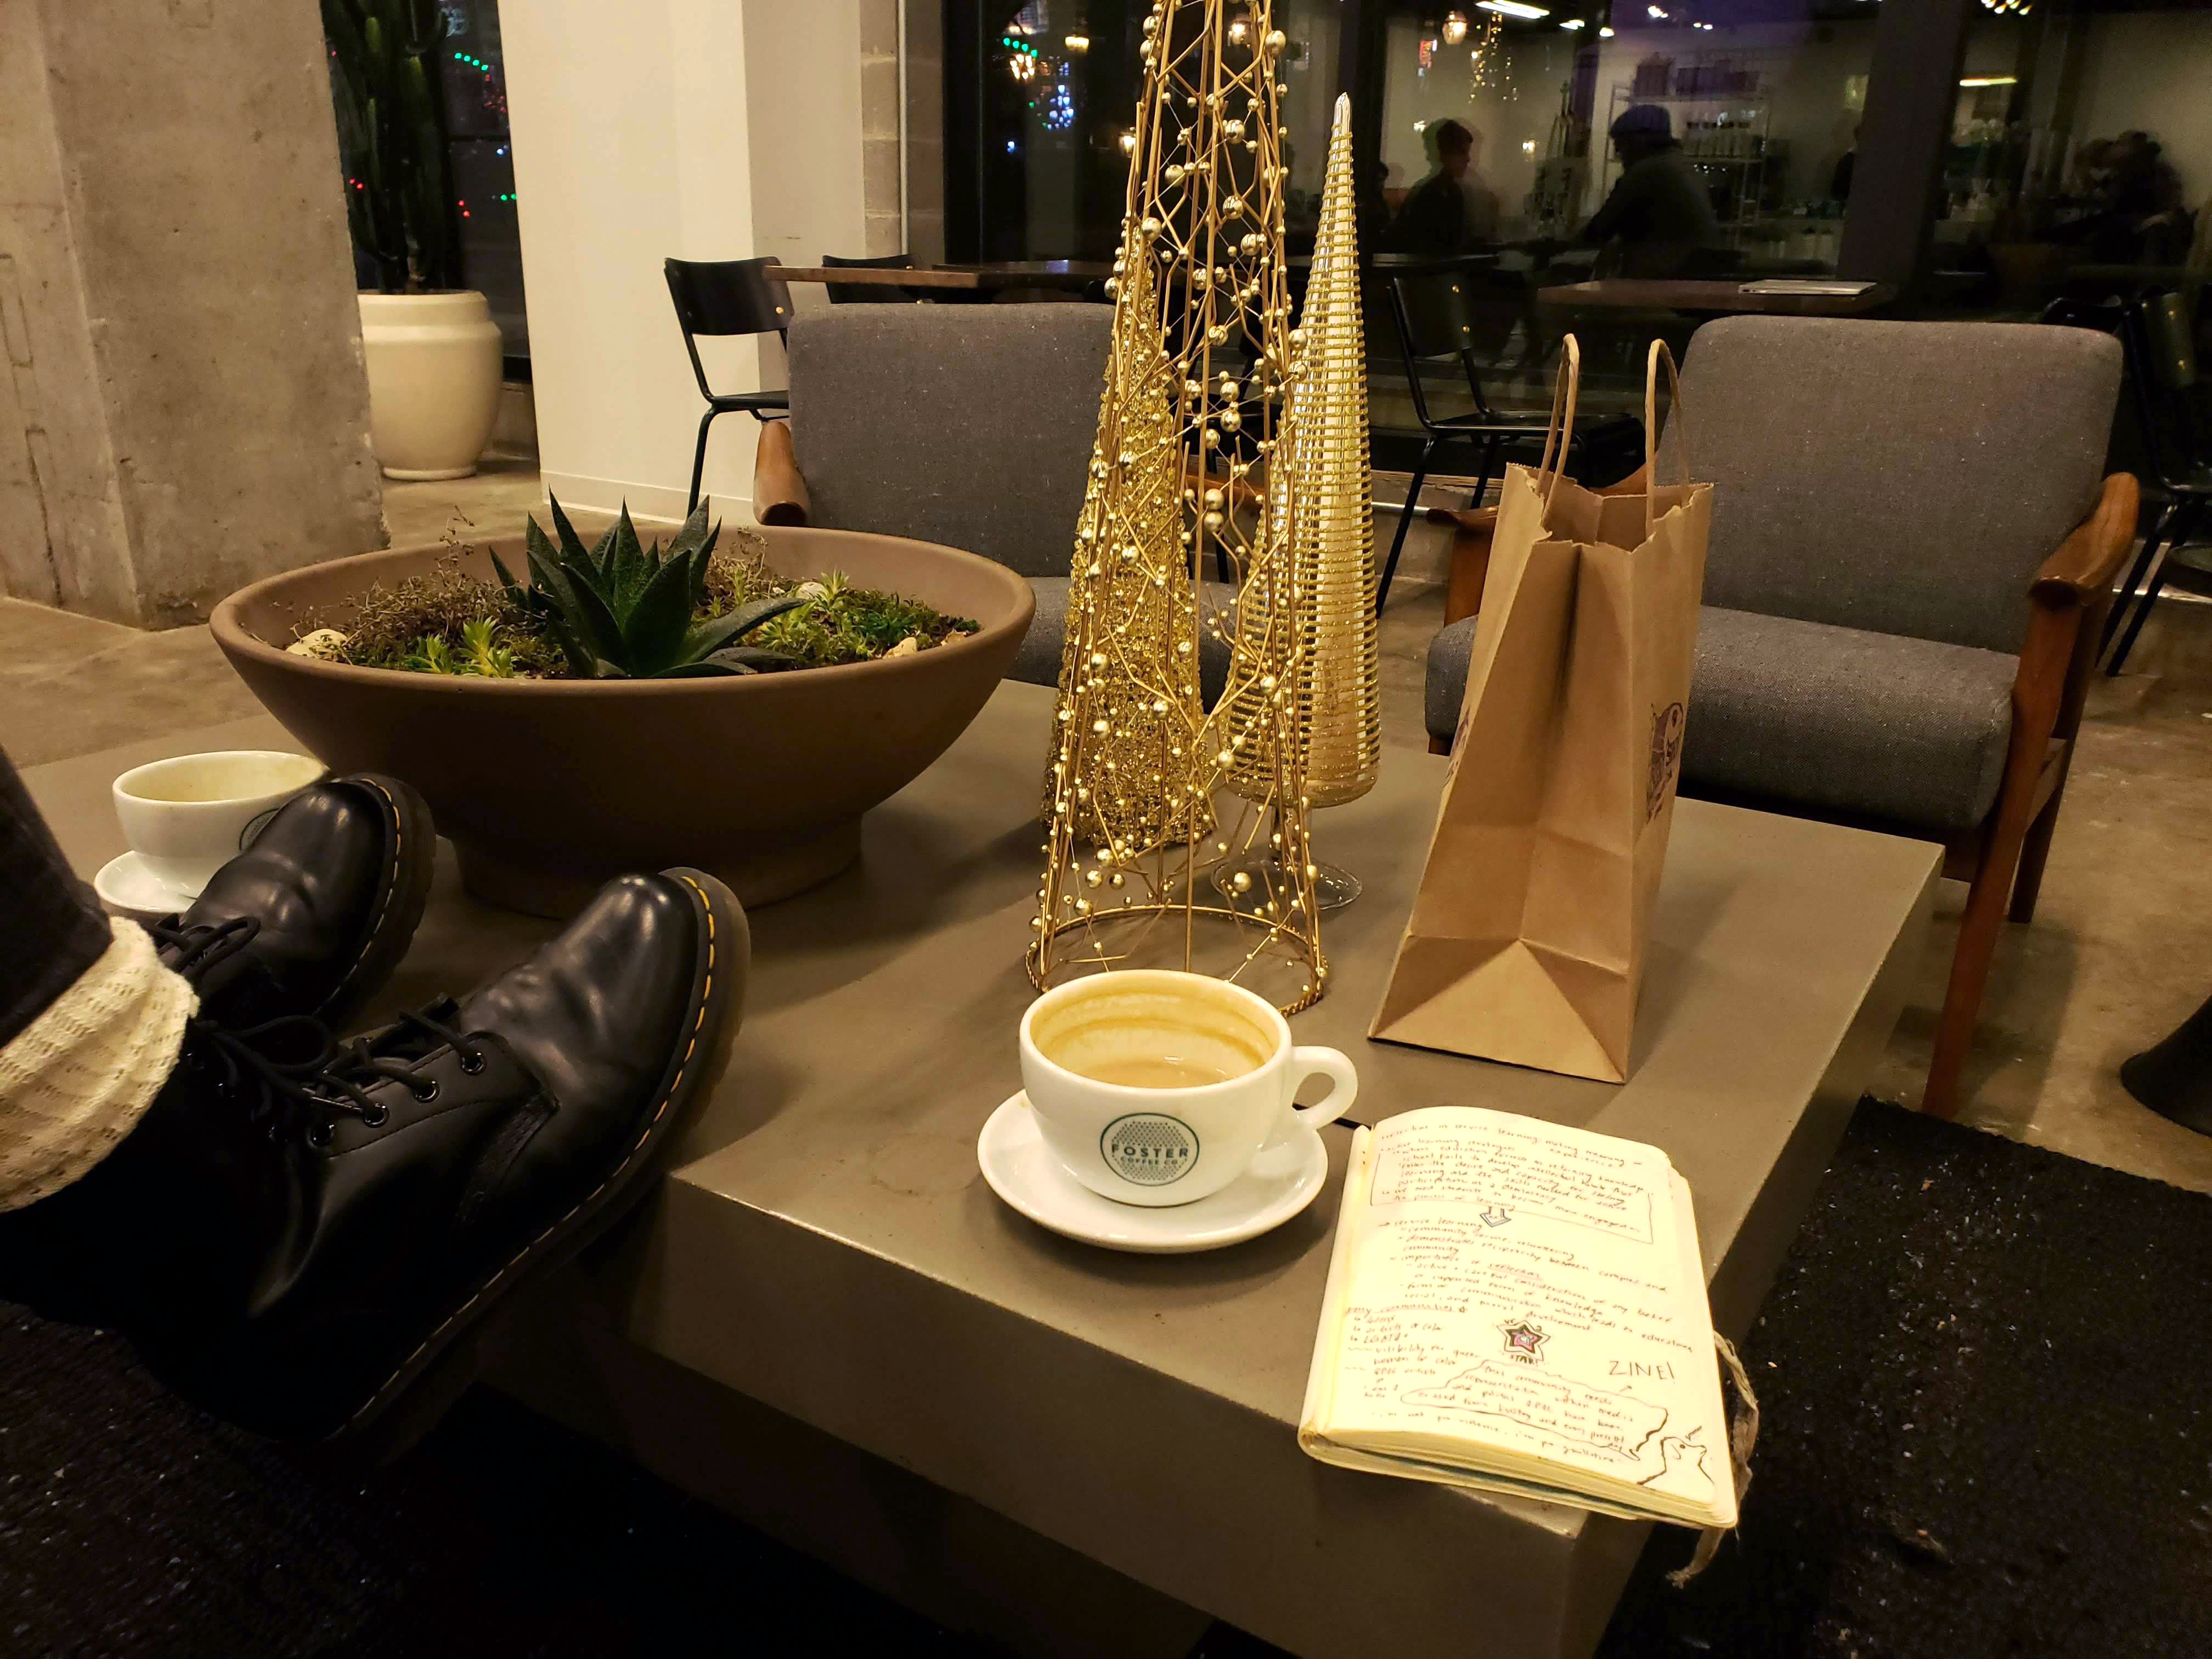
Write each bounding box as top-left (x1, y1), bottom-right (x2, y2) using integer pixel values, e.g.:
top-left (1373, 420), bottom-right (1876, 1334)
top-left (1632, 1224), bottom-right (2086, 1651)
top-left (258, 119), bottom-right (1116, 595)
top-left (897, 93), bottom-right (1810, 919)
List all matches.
top-left (1019, 969), bottom-right (1357, 1207)
top-left (111, 750), bottom-right (327, 896)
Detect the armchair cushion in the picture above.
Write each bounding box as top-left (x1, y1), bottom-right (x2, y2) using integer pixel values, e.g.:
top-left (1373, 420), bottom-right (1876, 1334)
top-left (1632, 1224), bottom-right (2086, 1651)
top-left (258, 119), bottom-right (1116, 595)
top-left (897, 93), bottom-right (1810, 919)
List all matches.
top-left (1676, 316), bottom-right (2120, 656)
top-left (785, 305), bottom-right (1111, 579)
top-left (1682, 606), bottom-right (2016, 833)
top-left (1424, 605), bottom-right (2017, 833)
top-left (1019, 577), bottom-right (1237, 707)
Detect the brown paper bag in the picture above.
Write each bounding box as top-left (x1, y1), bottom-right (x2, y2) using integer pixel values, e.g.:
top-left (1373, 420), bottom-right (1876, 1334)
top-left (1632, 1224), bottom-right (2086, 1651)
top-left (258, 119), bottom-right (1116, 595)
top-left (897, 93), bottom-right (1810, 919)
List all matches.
top-left (1371, 339), bottom-right (1711, 1082)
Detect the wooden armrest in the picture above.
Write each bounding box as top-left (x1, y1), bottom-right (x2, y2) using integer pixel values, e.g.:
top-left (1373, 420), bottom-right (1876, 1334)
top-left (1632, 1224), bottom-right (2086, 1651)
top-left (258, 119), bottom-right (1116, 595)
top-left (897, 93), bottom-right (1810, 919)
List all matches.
top-left (752, 420), bottom-right (810, 527)
top-left (1593, 461), bottom-right (1649, 497)
top-left (1425, 505), bottom-right (1498, 627)
top-left (2008, 472), bottom-right (2140, 768)
top-left (2032, 472), bottom-right (2138, 608)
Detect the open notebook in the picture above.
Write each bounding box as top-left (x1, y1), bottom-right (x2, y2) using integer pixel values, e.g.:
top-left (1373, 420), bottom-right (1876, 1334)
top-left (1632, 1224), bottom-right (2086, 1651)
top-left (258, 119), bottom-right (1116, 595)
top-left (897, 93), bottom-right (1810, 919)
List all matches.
top-left (1300, 1107), bottom-right (1736, 1529)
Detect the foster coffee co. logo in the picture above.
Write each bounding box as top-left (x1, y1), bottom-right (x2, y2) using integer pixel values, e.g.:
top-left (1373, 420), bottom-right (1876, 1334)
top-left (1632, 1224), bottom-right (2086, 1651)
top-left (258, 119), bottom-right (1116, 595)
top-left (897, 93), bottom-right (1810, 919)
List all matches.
top-left (1101, 1113), bottom-right (1200, 1186)
top-left (1646, 701), bottom-right (1686, 822)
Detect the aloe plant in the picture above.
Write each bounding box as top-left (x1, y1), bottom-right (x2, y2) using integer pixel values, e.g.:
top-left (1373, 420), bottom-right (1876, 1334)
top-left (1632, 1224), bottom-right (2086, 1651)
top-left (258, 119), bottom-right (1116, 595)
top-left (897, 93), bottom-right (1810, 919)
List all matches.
top-left (490, 499), bottom-right (809, 679)
top-left (321, 0), bottom-right (461, 294)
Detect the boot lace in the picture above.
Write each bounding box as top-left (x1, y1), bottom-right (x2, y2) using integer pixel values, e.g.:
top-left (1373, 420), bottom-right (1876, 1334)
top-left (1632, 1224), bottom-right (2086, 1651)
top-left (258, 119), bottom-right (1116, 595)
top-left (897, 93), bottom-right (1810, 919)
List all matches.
top-left (149, 914), bottom-right (261, 985)
top-left (188, 1006), bottom-right (489, 1147)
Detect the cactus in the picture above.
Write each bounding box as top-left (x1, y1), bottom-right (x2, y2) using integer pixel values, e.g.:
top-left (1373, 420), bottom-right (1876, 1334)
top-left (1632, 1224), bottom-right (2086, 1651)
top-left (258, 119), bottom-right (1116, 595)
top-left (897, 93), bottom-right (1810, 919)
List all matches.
top-left (321, 0), bottom-right (462, 294)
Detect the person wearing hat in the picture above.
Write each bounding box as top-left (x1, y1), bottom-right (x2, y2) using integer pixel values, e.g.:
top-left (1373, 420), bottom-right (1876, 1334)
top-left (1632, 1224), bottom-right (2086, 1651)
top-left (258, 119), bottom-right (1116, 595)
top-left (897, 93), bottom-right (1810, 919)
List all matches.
top-left (1575, 104), bottom-right (1726, 278)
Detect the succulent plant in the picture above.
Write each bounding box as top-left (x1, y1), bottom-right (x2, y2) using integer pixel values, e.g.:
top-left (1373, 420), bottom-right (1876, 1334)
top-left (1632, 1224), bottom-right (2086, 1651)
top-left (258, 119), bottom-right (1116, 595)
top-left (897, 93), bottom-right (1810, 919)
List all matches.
top-left (490, 499), bottom-right (809, 679)
top-left (398, 618), bottom-right (519, 677)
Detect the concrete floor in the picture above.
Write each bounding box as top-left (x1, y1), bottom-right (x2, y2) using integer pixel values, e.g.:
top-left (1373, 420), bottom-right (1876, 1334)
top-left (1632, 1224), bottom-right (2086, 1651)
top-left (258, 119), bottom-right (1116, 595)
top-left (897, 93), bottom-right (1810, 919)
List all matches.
top-left (7, 462), bottom-right (2212, 1195)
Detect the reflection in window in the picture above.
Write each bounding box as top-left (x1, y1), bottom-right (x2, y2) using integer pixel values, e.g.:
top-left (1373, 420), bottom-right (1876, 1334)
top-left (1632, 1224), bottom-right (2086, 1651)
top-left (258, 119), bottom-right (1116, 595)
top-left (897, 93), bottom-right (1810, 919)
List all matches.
top-left (953, 2), bottom-right (1346, 261)
top-left (1929, 0), bottom-right (2208, 316)
top-left (1378, 1), bottom-right (1875, 273)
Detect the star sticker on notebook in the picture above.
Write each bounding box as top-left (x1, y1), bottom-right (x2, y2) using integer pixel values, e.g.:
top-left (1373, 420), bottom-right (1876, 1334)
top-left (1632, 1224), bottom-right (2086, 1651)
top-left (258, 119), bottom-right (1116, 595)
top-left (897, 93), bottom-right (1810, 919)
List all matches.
top-left (1499, 1319), bottom-right (1548, 1362)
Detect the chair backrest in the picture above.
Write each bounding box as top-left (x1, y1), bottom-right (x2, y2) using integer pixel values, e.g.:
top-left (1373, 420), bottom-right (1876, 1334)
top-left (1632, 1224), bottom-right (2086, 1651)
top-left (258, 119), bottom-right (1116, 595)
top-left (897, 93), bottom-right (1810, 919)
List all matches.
top-left (822, 251), bottom-right (916, 306)
top-left (1675, 315), bottom-right (2121, 655)
top-left (664, 257), bottom-right (792, 338)
top-left (1384, 262), bottom-right (1514, 424)
top-left (2135, 290), bottom-right (2198, 392)
top-left (664, 257), bottom-right (793, 403)
top-left (787, 304), bottom-right (1112, 578)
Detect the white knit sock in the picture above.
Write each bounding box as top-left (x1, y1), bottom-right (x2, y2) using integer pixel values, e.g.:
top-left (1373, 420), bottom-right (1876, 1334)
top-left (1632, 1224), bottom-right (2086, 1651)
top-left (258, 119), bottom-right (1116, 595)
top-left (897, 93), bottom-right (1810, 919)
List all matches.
top-left (0, 918), bottom-right (196, 1212)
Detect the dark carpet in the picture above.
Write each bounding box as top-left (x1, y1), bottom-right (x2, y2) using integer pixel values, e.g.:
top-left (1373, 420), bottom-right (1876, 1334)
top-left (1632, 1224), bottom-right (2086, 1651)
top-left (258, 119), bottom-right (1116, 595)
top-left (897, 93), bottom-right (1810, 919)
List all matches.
top-left (2, 1100), bottom-right (2207, 1659)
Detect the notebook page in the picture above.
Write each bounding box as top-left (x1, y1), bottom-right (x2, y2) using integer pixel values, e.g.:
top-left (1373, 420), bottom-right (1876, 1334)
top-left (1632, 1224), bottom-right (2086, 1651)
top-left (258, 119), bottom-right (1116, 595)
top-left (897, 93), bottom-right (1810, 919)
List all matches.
top-left (1314, 1107), bottom-right (1732, 1521)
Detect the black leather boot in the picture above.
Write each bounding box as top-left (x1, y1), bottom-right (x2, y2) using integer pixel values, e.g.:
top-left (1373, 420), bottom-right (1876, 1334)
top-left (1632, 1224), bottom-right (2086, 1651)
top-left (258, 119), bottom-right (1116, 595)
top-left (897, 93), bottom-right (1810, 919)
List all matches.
top-left (129, 868), bottom-right (748, 1449)
top-left (149, 774), bottom-right (438, 1033)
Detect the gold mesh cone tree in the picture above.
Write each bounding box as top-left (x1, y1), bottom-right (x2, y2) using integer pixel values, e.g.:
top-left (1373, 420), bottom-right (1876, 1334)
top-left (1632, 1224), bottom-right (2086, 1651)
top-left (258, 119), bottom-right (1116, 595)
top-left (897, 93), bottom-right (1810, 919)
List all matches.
top-left (1228, 93), bottom-right (1379, 814)
top-left (1031, 0), bottom-right (1327, 1014)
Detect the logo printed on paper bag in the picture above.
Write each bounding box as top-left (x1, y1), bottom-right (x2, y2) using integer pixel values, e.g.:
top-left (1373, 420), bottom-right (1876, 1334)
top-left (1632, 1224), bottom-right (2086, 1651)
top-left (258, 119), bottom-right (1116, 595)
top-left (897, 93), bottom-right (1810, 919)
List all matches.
top-left (1646, 702), bottom-right (1685, 822)
top-left (1101, 1114), bottom-right (1199, 1186)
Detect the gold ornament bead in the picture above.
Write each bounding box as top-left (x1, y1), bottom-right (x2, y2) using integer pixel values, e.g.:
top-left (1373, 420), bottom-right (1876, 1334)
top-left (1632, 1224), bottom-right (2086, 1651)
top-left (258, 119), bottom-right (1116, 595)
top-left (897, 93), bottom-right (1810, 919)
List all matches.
top-left (1231, 871), bottom-right (1254, 894)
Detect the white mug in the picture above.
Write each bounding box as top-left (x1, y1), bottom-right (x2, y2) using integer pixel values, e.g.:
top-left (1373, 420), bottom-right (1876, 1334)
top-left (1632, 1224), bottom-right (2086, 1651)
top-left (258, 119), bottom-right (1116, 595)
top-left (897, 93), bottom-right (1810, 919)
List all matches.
top-left (1019, 969), bottom-right (1357, 1207)
top-left (111, 751), bottom-right (327, 896)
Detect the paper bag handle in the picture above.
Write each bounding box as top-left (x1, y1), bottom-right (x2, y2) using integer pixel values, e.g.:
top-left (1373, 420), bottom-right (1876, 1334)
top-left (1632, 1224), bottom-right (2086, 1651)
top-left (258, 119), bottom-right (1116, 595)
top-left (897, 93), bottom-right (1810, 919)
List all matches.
top-left (1536, 332), bottom-right (1582, 515)
top-left (1642, 339), bottom-right (1691, 541)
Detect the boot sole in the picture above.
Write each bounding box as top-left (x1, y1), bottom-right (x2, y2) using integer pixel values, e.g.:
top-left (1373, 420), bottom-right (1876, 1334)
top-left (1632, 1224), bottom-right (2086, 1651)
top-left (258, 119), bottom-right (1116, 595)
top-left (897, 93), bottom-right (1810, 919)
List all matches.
top-left (325, 867), bottom-right (748, 1459)
top-left (313, 774), bottom-right (440, 1032)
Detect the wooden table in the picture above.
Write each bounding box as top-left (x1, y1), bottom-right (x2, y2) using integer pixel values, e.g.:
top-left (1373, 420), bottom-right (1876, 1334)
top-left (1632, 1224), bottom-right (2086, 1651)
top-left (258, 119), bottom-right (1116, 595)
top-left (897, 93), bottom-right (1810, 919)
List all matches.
top-left (29, 687), bottom-right (1937, 1659)
top-left (767, 259), bottom-right (1113, 294)
top-left (1537, 278), bottom-right (1898, 317)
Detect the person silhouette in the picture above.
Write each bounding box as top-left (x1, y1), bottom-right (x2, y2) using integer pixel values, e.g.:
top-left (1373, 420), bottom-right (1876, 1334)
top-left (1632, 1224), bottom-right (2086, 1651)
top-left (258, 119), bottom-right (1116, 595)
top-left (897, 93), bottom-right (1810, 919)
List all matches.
top-left (1390, 118), bottom-right (1501, 253)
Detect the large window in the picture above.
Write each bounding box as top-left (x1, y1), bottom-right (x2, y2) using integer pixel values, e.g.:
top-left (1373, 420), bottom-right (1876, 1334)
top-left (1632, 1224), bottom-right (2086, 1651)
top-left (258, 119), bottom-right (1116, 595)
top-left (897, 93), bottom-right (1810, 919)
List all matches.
top-left (1923, 0), bottom-right (2209, 317)
top-left (947, 2), bottom-right (1350, 260)
top-left (442, 0), bottom-right (527, 359)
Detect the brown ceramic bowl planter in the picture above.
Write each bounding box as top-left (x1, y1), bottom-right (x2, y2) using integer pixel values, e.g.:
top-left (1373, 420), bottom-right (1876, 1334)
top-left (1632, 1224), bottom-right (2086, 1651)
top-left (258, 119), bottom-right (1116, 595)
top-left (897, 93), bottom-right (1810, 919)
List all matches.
top-left (211, 526), bottom-right (1034, 916)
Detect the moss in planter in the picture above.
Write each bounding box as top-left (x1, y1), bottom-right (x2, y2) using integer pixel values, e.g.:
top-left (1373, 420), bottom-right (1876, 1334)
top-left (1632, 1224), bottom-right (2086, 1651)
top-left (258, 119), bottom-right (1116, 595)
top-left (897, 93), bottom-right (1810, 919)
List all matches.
top-left (294, 512), bottom-right (978, 680)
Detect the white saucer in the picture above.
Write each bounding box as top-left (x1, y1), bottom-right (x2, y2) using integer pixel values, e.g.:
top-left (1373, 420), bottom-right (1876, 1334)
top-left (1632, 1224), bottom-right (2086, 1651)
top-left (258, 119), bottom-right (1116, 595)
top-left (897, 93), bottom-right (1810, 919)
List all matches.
top-left (977, 1092), bottom-right (1329, 1254)
top-left (92, 851), bottom-right (199, 926)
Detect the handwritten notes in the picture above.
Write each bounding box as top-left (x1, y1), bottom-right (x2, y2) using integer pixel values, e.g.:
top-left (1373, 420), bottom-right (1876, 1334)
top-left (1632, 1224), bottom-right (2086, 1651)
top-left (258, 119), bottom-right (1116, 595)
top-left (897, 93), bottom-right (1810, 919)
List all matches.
top-left (1370, 1114), bottom-right (1657, 1242)
top-left (1300, 1107), bottom-right (1735, 1526)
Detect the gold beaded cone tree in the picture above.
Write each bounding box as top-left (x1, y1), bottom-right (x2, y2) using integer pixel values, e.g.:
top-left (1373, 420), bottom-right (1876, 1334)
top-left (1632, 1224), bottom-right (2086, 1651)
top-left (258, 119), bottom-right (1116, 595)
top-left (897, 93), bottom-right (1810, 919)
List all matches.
top-left (1041, 245), bottom-right (1210, 853)
top-left (1220, 92), bottom-right (1378, 912)
top-left (1030, 0), bottom-right (1327, 1015)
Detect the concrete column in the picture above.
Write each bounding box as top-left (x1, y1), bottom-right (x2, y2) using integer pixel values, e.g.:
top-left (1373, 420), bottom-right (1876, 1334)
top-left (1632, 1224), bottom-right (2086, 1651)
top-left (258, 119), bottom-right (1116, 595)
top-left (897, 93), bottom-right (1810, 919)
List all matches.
top-left (860, 0), bottom-right (906, 257)
top-left (0, 0), bottom-right (383, 626)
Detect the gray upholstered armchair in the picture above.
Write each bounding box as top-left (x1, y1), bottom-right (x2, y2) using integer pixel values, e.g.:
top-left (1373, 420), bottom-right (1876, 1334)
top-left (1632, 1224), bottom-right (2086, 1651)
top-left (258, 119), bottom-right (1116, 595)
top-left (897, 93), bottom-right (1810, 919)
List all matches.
top-left (1424, 316), bottom-right (2134, 1119)
top-left (752, 304), bottom-right (1234, 699)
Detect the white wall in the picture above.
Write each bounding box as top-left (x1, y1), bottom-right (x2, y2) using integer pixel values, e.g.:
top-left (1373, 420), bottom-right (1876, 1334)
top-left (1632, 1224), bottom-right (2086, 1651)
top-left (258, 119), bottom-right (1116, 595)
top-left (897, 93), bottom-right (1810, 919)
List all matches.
top-left (504, 0), bottom-right (871, 525)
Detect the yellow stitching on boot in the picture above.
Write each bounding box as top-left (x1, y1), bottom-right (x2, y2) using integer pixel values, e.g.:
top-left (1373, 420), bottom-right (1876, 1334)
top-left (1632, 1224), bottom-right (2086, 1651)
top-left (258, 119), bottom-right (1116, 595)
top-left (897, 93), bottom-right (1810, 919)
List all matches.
top-left (336, 873), bottom-right (721, 1434)
top-left (321, 777), bottom-right (408, 1014)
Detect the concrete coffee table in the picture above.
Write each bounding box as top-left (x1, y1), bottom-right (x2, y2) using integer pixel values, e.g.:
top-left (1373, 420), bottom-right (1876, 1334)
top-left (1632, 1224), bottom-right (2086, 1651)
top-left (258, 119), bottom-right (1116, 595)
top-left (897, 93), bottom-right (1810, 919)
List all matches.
top-left (27, 681), bottom-right (1937, 1659)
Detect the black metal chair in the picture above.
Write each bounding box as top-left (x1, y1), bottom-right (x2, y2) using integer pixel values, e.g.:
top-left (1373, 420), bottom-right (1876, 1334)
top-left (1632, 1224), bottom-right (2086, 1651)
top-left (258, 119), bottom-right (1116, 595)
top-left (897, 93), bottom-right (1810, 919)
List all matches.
top-left (821, 251), bottom-right (920, 304)
top-left (664, 256), bottom-right (793, 512)
top-left (2102, 289), bottom-right (2212, 673)
top-left (1375, 260), bottom-right (1582, 614)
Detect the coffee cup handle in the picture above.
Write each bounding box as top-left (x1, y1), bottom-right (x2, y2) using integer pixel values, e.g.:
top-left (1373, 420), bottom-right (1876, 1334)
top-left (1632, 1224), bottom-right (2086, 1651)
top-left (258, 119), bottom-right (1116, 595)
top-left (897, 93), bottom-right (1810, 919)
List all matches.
top-left (1288, 1046), bottom-right (1358, 1130)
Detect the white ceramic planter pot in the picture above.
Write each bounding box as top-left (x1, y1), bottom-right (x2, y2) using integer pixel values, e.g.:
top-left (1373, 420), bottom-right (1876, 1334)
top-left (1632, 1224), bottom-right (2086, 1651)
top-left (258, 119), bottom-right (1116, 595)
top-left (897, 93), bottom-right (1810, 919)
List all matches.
top-left (357, 290), bottom-right (504, 481)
